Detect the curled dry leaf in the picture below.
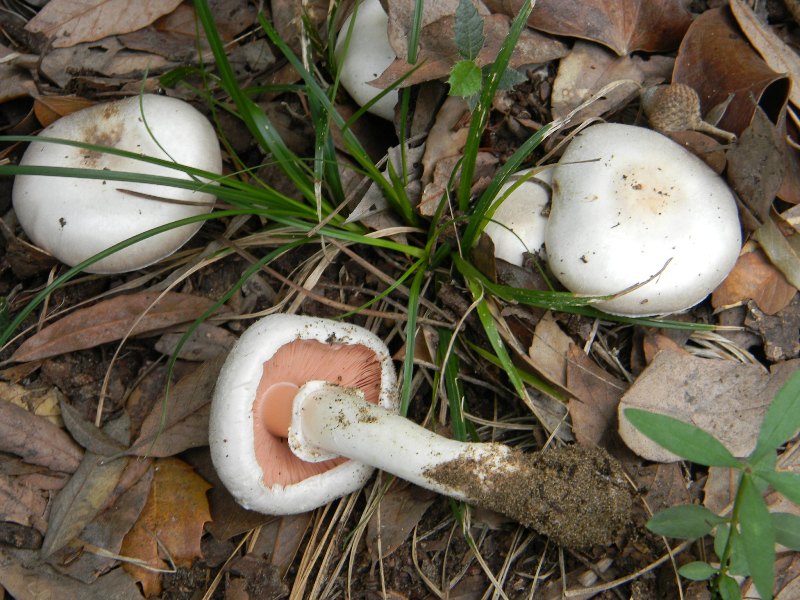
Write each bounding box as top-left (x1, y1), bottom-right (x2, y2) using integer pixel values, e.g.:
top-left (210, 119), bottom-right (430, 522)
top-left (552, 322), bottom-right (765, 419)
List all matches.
top-left (120, 458), bottom-right (211, 597)
top-left (366, 483), bottom-right (435, 561)
top-left (11, 292), bottom-right (219, 363)
top-left (0, 473), bottom-right (49, 533)
top-left (673, 8), bottom-right (790, 136)
top-left (729, 0), bottom-right (800, 108)
top-left (712, 245), bottom-right (797, 315)
top-left (0, 399), bottom-right (82, 473)
top-left (488, 0), bottom-right (692, 56)
top-left (618, 351), bottom-right (800, 462)
top-left (0, 380), bottom-right (64, 427)
top-left (551, 41), bottom-right (674, 121)
top-left (24, 0), bottom-right (183, 49)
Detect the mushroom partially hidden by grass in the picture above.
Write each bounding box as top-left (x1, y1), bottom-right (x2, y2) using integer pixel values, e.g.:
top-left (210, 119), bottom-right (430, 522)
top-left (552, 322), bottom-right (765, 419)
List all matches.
top-left (545, 123), bottom-right (741, 316)
top-left (210, 314), bottom-right (633, 548)
top-left (334, 0), bottom-right (398, 120)
top-left (12, 94), bottom-right (222, 274)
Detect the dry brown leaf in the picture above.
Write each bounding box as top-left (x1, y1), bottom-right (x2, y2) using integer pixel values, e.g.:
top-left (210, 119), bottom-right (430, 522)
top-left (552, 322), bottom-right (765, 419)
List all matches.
top-left (154, 323), bottom-right (237, 362)
top-left (488, 0), bottom-right (691, 56)
top-left (33, 95), bottom-right (96, 128)
top-left (24, 0), bottom-right (183, 49)
top-left (0, 473), bottom-right (48, 533)
top-left (0, 554), bottom-right (144, 600)
top-left (551, 41), bottom-right (674, 121)
top-left (366, 484), bottom-right (435, 561)
top-left (618, 351), bottom-right (800, 462)
top-left (120, 457), bottom-right (211, 597)
top-left (674, 8), bottom-right (790, 136)
top-left (712, 246), bottom-right (797, 315)
top-left (0, 399), bottom-right (82, 473)
top-left (11, 292), bottom-right (218, 363)
top-left (250, 512), bottom-right (312, 576)
top-left (129, 354), bottom-right (225, 457)
top-left (527, 312), bottom-right (572, 389)
top-left (41, 414), bottom-right (130, 558)
top-left (566, 345), bottom-right (628, 447)
top-left (0, 45), bottom-right (36, 103)
top-left (0, 380), bottom-right (64, 427)
top-left (745, 294), bottom-right (800, 361)
top-left (729, 0), bottom-right (800, 108)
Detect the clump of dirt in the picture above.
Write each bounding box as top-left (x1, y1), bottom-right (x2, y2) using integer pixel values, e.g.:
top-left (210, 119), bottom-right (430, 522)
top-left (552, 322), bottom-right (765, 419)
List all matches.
top-left (425, 444), bottom-right (633, 548)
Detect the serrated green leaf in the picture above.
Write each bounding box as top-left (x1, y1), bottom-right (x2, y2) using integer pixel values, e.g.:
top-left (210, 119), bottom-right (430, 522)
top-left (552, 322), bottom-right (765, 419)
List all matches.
top-left (679, 561), bottom-right (718, 581)
top-left (448, 60), bottom-right (483, 98)
top-left (454, 0), bottom-right (485, 60)
top-left (647, 504), bottom-right (727, 539)
top-left (757, 470), bottom-right (800, 506)
top-left (739, 475), bottom-right (775, 600)
top-left (773, 512), bottom-right (800, 550)
top-left (751, 369), bottom-right (800, 463)
top-left (624, 409), bottom-right (742, 468)
top-left (718, 574), bottom-right (742, 600)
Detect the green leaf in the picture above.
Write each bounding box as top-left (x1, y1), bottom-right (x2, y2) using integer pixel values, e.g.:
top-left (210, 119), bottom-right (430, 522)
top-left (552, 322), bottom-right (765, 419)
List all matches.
top-left (739, 475), bottom-right (775, 600)
top-left (757, 470), bottom-right (800, 506)
top-left (646, 504), bottom-right (727, 539)
top-left (448, 60), bottom-right (483, 98)
top-left (493, 65), bottom-right (527, 91)
top-left (773, 512), bottom-right (800, 550)
top-left (679, 561), bottom-right (718, 581)
top-left (718, 573), bottom-right (742, 600)
top-left (454, 0), bottom-right (485, 60)
top-left (624, 409), bottom-right (742, 468)
top-left (751, 369), bottom-right (800, 463)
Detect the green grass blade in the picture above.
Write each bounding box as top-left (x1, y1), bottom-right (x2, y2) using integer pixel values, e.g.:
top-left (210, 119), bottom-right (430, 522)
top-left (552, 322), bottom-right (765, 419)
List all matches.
top-left (623, 409), bottom-right (742, 468)
top-left (400, 267), bottom-right (426, 416)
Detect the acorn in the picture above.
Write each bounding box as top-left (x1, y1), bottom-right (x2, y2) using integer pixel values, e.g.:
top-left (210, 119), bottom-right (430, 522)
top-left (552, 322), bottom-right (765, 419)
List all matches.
top-left (641, 83), bottom-right (736, 142)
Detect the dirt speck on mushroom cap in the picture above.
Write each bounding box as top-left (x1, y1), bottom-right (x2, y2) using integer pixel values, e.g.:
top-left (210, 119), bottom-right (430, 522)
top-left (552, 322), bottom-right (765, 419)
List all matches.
top-left (424, 444), bottom-right (633, 548)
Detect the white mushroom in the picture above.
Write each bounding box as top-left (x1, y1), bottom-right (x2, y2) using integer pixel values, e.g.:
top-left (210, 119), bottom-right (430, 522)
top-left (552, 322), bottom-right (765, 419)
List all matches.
top-left (544, 123), bottom-right (741, 316)
top-left (483, 168), bottom-right (552, 266)
top-left (335, 0), bottom-right (398, 120)
top-left (12, 94), bottom-right (222, 274)
top-left (209, 314), bottom-right (633, 548)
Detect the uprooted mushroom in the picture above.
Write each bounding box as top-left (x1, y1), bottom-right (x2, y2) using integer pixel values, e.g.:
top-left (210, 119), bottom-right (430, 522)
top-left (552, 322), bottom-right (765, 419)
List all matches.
top-left (209, 314), bottom-right (633, 548)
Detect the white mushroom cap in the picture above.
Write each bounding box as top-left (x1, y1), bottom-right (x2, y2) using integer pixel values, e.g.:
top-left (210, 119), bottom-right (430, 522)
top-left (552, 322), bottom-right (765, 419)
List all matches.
top-left (209, 314), bottom-right (398, 515)
top-left (335, 0), bottom-right (398, 120)
top-left (544, 123), bottom-right (741, 316)
top-left (483, 168), bottom-right (553, 266)
top-left (12, 94), bottom-right (222, 274)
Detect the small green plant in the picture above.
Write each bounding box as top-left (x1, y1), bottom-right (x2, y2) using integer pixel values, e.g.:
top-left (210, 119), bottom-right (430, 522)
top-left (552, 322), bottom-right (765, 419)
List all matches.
top-left (625, 368), bottom-right (800, 600)
top-left (447, 0), bottom-right (526, 109)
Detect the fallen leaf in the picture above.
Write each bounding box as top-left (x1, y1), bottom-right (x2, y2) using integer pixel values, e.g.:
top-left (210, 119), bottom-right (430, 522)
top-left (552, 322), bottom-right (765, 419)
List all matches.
top-left (120, 457), bottom-right (211, 597)
top-left (551, 41), bottom-right (674, 121)
top-left (0, 553), bottom-right (144, 600)
top-left (754, 210), bottom-right (800, 292)
top-left (60, 400), bottom-right (128, 457)
top-left (490, 0), bottom-right (692, 56)
top-left (634, 463), bottom-right (693, 514)
top-left (729, 0), bottom-right (800, 108)
top-left (25, 0), bottom-right (183, 49)
top-left (712, 246), bottom-right (797, 315)
top-left (0, 473), bottom-right (48, 533)
top-left (366, 484), bottom-right (435, 561)
top-left (0, 380), bottom-right (65, 427)
top-left (250, 512), bottom-right (312, 576)
top-left (41, 414), bottom-right (130, 558)
top-left (527, 311), bottom-right (572, 389)
top-left (420, 96), bottom-right (470, 186)
top-left (566, 345), bottom-right (629, 447)
top-left (129, 354), bottom-right (226, 457)
top-left (11, 292), bottom-right (218, 363)
top-left (726, 107), bottom-right (786, 224)
top-left (618, 351), bottom-right (800, 462)
top-left (673, 7), bottom-right (790, 136)
top-left (0, 399), bottom-right (83, 473)
top-left (154, 323), bottom-right (237, 361)
top-left (33, 95), bottom-right (96, 127)
top-left (49, 466), bottom-right (154, 584)
top-left (745, 295), bottom-right (800, 361)
top-left (0, 45), bottom-right (36, 103)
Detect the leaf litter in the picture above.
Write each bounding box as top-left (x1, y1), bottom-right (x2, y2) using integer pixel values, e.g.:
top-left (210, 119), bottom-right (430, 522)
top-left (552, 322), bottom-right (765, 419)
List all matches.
top-left (0, 0), bottom-right (800, 597)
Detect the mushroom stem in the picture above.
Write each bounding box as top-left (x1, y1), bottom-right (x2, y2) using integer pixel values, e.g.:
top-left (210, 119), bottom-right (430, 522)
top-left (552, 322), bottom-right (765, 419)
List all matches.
top-left (288, 381), bottom-right (633, 548)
